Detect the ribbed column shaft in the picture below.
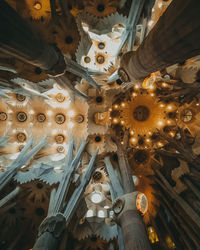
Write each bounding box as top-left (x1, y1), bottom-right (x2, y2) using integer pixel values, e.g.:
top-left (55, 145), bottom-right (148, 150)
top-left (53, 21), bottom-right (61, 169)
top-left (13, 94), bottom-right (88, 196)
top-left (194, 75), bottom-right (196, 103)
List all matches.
top-left (121, 0), bottom-right (200, 80)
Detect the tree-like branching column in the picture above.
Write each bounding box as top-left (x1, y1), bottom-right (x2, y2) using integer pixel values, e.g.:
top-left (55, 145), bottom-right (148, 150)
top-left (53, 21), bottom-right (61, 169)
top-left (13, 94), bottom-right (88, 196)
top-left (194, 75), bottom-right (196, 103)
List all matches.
top-left (119, 0), bottom-right (200, 81)
top-left (33, 139), bottom-right (98, 250)
top-left (0, 1), bottom-right (100, 99)
top-left (105, 132), bottom-right (151, 250)
top-left (156, 78), bottom-right (200, 106)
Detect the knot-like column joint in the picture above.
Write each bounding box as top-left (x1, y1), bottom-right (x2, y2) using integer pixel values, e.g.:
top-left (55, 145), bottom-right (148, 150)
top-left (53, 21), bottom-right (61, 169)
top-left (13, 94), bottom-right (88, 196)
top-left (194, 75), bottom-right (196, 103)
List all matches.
top-left (38, 213), bottom-right (66, 239)
top-left (112, 191), bottom-right (148, 222)
top-left (45, 49), bottom-right (66, 77)
top-left (118, 67), bottom-right (130, 83)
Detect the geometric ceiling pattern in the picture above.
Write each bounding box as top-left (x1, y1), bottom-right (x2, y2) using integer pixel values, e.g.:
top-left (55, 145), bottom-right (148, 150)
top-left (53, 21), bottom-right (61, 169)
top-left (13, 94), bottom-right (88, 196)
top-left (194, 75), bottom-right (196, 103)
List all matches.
top-left (0, 0), bottom-right (200, 249)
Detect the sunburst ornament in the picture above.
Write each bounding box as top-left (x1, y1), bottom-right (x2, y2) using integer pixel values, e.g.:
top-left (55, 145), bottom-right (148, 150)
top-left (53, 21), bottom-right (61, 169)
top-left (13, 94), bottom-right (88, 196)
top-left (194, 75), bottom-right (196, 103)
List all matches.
top-left (0, 205), bottom-right (26, 230)
top-left (84, 0), bottom-right (120, 17)
top-left (8, 104), bottom-right (30, 131)
top-left (115, 89), bottom-right (175, 147)
top-left (24, 201), bottom-right (48, 229)
top-left (29, 99), bottom-right (51, 137)
top-left (130, 149), bottom-right (155, 176)
top-left (177, 101), bottom-right (200, 137)
top-left (22, 180), bottom-right (51, 204)
top-left (24, 0), bottom-right (51, 21)
top-left (17, 132), bottom-right (27, 143)
top-left (16, 94), bottom-right (26, 102)
top-left (91, 168), bottom-right (108, 184)
top-left (0, 101), bottom-right (9, 135)
top-left (54, 16), bottom-right (80, 56)
top-left (55, 134), bottom-right (65, 144)
top-left (15, 60), bottom-right (49, 83)
top-left (83, 237), bottom-right (107, 250)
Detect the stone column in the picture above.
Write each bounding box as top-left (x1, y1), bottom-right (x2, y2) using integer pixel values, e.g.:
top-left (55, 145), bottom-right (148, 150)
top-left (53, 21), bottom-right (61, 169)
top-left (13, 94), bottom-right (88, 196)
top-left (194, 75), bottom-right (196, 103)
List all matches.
top-left (112, 140), bottom-right (151, 249)
top-left (120, 0), bottom-right (200, 81)
top-left (0, 0), bottom-right (65, 76)
top-left (113, 191), bottom-right (151, 250)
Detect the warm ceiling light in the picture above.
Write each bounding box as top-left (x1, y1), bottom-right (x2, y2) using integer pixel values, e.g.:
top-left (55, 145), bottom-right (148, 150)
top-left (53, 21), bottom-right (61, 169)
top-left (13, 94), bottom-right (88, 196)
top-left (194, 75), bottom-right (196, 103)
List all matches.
top-left (157, 121), bottom-right (163, 126)
top-left (162, 82), bottom-right (167, 87)
top-left (148, 20), bottom-right (154, 27)
top-left (90, 191), bottom-right (103, 204)
top-left (131, 137), bottom-right (136, 143)
top-left (149, 85), bottom-right (153, 89)
top-left (113, 118), bottom-right (118, 124)
top-left (34, 2), bottom-right (42, 10)
top-left (167, 105), bottom-right (172, 110)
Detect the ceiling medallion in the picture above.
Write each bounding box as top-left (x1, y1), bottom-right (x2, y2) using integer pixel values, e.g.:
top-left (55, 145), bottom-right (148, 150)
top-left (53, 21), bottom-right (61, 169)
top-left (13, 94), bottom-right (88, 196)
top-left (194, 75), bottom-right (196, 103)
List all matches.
top-left (84, 56), bottom-right (91, 63)
top-left (75, 114), bottom-right (84, 123)
top-left (17, 112), bottom-right (27, 122)
top-left (115, 90), bottom-right (168, 144)
top-left (0, 112), bottom-right (7, 121)
top-left (84, 0), bottom-right (118, 17)
top-left (180, 109), bottom-right (193, 123)
top-left (96, 96), bottom-right (103, 104)
top-left (16, 94), bottom-right (26, 102)
top-left (133, 106), bottom-right (150, 122)
top-left (96, 54), bottom-right (105, 64)
top-left (55, 113), bottom-right (66, 124)
top-left (56, 93), bottom-right (65, 102)
top-left (17, 132), bottom-right (26, 142)
top-left (57, 145), bottom-right (65, 153)
top-left (55, 134), bottom-right (65, 144)
top-left (95, 136), bottom-right (101, 143)
top-left (134, 150), bottom-right (149, 164)
top-left (37, 113), bottom-right (46, 122)
top-left (92, 171), bottom-right (102, 181)
top-left (98, 42), bottom-right (105, 50)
